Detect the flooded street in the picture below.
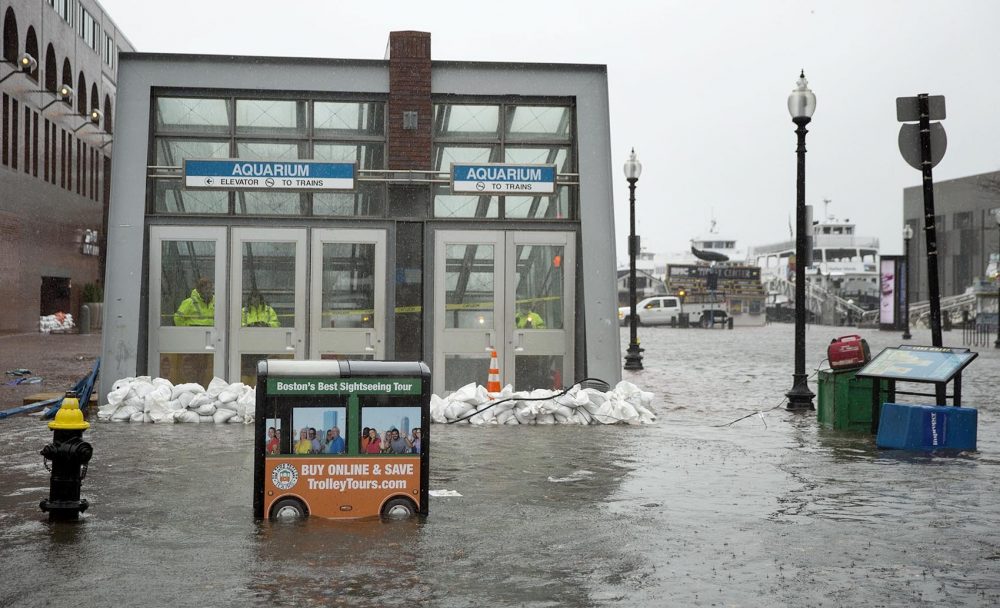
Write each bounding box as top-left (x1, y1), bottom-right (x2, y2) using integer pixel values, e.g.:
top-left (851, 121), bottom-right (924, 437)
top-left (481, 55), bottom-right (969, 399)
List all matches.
top-left (2, 324), bottom-right (999, 607)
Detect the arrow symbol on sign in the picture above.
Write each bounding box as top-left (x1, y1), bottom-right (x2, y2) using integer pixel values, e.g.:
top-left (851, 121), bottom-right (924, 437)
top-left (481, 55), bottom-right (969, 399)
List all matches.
top-left (205, 177), bottom-right (214, 185)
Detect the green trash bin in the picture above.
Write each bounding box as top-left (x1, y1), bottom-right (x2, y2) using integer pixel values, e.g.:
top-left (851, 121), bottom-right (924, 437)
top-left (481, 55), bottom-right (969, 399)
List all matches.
top-left (817, 368), bottom-right (879, 433)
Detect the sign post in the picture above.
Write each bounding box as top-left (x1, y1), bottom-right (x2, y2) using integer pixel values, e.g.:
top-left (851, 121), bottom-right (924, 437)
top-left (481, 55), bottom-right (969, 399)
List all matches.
top-left (897, 94), bottom-right (946, 347)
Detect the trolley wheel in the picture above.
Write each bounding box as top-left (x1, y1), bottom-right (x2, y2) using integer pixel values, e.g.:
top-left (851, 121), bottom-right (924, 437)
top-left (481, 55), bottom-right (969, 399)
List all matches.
top-left (270, 497), bottom-right (308, 520)
top-left (381, 497), bottom-right (417, 519)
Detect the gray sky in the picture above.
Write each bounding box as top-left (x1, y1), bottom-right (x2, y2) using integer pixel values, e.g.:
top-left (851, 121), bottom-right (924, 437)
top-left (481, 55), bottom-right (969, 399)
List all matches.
top-left (100, 0), bottom-right (1000, 261)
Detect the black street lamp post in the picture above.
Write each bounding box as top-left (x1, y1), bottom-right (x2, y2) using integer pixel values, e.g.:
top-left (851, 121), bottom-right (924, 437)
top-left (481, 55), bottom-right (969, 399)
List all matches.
top-left (623, 149), bottom-right (644, 371)
top-left (786, 71), bottom-right (816, 410)
top-left (994, 210), bottom-right (1000, 349)
top-left (902, 224), bottom-right (914, 340)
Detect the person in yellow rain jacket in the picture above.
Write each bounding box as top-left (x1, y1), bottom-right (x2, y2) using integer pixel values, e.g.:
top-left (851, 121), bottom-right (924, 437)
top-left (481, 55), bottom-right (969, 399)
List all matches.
top-left (241, 290), bottom-right (280, 328)
top-left (173, 278), bottom-right (215, 326)
top-left (515, 302), bottom-right (545, 329)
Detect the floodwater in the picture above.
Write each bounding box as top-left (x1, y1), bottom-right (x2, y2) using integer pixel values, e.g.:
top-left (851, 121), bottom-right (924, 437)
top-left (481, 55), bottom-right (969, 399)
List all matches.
top-left (1, 324), bottom-right (999, 607)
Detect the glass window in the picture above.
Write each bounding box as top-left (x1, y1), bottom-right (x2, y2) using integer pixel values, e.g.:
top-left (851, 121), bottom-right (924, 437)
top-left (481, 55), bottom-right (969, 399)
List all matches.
top-left (434, 145), bottom-right (499, 218)
top-left (236, 99), bottom-right (306, 136)
top-left (514, 355), bottom-right (563, 391)
top-left (235, 141), bottom-right (306, 215)
top-left (154, 181), bottom-right (228, 214)
top-left (433, 104), bottom-right (500, 139)
top-left (314, 101), bottom-right (384, 137)
top-left (241, 241), bottom-right (296, 327)
top-left (445, 244), bottom-right (494, 329)
top-left (514, 244), bottom-right (564, 330)
top-left (155, 97), bottom-right (230, 135)
top-left (160, 240), bottom-right (215, 327)
top-left (156, 138), bottom-right (229, 166)
top-left (321, 243), bottom-right (376, 329)
top-left (506, 106), bottom-right (572, 141)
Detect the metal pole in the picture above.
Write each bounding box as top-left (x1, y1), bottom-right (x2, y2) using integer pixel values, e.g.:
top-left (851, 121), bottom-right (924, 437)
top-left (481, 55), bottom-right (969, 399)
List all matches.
top-left (624, 177), bottom-right (644, 370)
top-left (995, 223), bottom-right (1000, 349)
top-left (787, 116), bottom-right (814, 410)
top-left (902, 234), bottom-right (912, 340)
top-left (918, 94), bottom-right (943, 347)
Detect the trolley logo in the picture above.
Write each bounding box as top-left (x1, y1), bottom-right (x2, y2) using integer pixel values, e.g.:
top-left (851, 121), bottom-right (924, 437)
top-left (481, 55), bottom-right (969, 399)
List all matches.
top-left (271, 463), bottom-right (299, 490)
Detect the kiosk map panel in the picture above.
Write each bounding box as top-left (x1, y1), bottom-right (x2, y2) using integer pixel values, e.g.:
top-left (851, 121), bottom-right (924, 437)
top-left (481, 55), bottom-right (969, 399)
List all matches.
top-left (856, 345), bottom-right (977, 383)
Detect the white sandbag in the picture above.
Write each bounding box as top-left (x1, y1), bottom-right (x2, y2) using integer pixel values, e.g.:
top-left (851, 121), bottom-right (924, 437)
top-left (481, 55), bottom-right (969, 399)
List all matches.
top-left (170, 383), bottom-right (204, 400)
top-left (228, 415), bottom-right (245, 424)
top-left (195, 402), bottom-right (217, 416)
top-left (130, 381), bottom-right (155, 400)
top-left (187, 393), bottom-right (214, 409)
top-left (206, 377), bottom-right (229, 397)
top-left (111, 403), bottom-right (140, 422)
top-left (450, 383), bottom-right (478, 403)
top-left (97, 403), bottom-right (118, 421)
top-left (173, 409), bottom-right (199, 423)
top-left (513, 403), bottom-right (535, 424)
top-left (176, 392), bottom-right (196, 408)
top-left (213, 409), bottom-right (237, 424)
top-left (217, 390), bottom-right (239, 404)
top-left (495, 409), bottom-right (516, 425)
top-left (536, 413), bottom-right (556, 425)
top-left (111, 377), bottom-right (135, 393)
top-left (198, 415), bottom-right (215, 423)
top-left (152, 377), bottom-right (173, 390)
top-left (130, 411), bottom-right (146, 422)
top-left (106, 385), bottom-right (129, 407)
top-left (430, 395), bottom-right (449, 423)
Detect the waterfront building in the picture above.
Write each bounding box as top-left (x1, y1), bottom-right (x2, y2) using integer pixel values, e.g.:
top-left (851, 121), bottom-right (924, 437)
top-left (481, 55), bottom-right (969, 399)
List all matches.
top-left (1, 0), bottom-right (132, 332)
top-left (903, 170), bottom-right (1000, 300)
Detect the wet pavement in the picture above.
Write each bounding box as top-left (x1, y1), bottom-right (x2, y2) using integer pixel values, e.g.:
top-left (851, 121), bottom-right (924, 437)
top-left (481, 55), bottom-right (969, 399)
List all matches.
top-left (1, 324), bottom-right (999, 607)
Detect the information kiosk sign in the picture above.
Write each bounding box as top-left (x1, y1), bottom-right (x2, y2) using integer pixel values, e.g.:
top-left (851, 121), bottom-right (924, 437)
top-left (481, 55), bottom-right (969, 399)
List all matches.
top-left (856, 345), bottom-right (977, 383)
top-left (856, 345), bottom-right (978, 434)
top-left (253, 359), bottom-right (430, 520)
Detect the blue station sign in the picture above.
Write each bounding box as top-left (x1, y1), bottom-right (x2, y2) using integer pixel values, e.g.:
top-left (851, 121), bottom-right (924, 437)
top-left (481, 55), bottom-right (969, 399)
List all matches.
top-left (184, 160), bottom-right (355, 191)
top-left (451, 163), bottom-right (557, 195)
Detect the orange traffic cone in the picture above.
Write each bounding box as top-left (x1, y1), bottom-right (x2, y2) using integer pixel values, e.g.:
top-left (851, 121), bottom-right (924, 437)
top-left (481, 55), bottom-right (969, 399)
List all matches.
top-left (487, 350), bottom-right (501, 395)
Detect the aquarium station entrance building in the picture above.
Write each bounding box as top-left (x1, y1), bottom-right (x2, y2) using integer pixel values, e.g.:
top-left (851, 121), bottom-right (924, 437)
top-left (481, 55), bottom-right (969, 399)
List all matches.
top-left (100, 31), bottom-right (620, 399)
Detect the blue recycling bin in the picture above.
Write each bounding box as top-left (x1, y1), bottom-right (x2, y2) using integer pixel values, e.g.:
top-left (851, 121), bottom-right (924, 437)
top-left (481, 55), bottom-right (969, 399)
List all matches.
top-left (875, 403), bottom-right (977, 451)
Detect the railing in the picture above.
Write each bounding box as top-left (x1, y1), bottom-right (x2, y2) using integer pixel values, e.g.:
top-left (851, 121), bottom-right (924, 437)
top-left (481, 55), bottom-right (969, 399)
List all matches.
top-left (858, 291), bottom-right (979, 329)
top-left (762, 274), bottom-right (867, 321)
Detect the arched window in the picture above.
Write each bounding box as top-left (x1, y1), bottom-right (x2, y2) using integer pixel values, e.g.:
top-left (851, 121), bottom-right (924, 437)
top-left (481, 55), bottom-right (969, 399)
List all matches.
top-left (77, 72), bottom-right (87, 114)
top-left (61, 57), bottom-right (72, 88)
top-left (24, 26), bottom-right (38, 81)
top-left (2, 7), bottom-right (17, 63)
top-left (44, 44), bottom-right (56, 92)
top-left (90, 83), bottom-right (98, 112)
top-left (103, 95), bottom-right (113, 134)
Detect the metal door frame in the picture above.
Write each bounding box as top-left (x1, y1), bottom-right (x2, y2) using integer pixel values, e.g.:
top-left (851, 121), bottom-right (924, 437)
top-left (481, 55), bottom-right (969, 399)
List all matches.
top-left (147, 225), bottom-right (228, 380)
top-left (229, 227), bottom-right (308, 380)
top-left (309, 228), bottom-right (388, 360)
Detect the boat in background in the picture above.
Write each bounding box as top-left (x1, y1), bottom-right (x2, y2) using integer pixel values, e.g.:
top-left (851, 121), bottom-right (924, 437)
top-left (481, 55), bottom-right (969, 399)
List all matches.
top-left (748, 200), bottom-right (880, 312)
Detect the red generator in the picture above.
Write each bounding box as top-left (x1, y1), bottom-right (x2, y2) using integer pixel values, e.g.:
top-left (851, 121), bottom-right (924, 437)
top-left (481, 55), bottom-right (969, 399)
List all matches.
top-left (828, 335), bottom-right (871, 370)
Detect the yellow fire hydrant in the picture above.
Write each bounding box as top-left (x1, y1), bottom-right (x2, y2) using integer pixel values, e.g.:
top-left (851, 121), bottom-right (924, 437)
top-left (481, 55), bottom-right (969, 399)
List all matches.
top-left (39, 391), bottom-right (93, 521)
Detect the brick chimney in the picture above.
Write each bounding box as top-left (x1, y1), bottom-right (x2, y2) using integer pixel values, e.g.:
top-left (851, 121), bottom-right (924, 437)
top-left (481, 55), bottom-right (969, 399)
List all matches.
top-left (387, 31), bottom-right (432, 170)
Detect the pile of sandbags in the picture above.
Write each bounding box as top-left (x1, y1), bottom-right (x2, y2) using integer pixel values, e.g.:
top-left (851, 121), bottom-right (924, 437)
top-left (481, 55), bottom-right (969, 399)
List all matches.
top-left (430, 381), bottom-right (655, 425)
top-left (39, 312), bottom-right (74, 333)
top-left (97, 376), bottom-right (255, 424)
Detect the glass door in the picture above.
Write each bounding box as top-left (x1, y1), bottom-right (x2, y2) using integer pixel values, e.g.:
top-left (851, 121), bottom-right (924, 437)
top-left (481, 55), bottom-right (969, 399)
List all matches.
top-left (230, 228), bottom-right (307, 385)
top-left (505, 231), bottom-right (575, 392)
top-left (432, 230), bottom-right (575, 395)
top-left (309, 229), bottom-right (387, 360)
top-left (433, 231), bottom-right (505, 395)
top-left (148, 226), bottom-right (227, 386)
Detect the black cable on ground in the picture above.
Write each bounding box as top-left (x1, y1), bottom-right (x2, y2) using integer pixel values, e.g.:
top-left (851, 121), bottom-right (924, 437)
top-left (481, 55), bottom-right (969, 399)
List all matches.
top-left (714, 361), bottom-right (828, 428)
top-left (445, 377), bottom-right (615, 424)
